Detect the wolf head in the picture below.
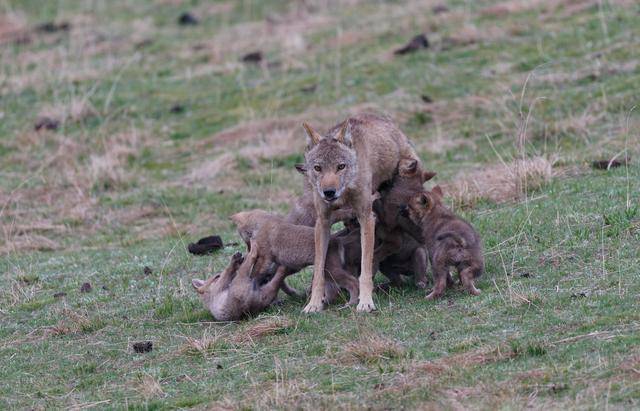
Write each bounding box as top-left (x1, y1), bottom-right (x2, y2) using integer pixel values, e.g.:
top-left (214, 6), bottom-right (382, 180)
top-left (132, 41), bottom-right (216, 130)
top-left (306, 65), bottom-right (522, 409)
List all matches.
top-left (300, 120), bottom-right (357, 203)
top-left (401, 185), bottom-right (444, 226)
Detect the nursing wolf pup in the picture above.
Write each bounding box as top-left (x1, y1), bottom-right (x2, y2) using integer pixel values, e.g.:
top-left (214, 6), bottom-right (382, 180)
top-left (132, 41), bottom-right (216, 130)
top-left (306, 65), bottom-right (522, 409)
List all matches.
top-left (191, 248), bottom-right (287, 321)
top-left (301, 113), bottom-right (420, 313)
top-left (374, 159), bottom-right (437, 289)
top-left (400, 186), bottom-right (484, 299)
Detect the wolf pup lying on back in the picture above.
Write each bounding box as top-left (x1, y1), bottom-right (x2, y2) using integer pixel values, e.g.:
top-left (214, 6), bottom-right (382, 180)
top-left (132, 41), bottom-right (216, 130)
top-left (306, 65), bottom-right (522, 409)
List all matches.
top-left (192, 248), bottom-right (288, 321)
top-left (300, 113), bottom-right (421, 313)
top-left (400, 186), bottom-right (484, 299)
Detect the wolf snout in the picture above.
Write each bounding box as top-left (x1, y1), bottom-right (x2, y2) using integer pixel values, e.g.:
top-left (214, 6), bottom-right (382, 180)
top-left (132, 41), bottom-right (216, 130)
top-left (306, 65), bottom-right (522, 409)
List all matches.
top-left (323, 189), bottom-right (337, 201)
top-left (399, 204), bottom-right (409, 217)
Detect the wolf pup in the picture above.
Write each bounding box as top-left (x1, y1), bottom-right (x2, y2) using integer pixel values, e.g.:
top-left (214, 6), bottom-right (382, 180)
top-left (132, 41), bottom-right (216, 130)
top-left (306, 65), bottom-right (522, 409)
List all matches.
top-left (400, 186), bottom-right (484, 299)
top-left (300, 113), bottom-right (421, 313)
top-left (374, 159), bottom-right (437, 289)
top-left (230, 209), bottom-right (360, 305)
top-left (191, 247), bottom-right (287, 321)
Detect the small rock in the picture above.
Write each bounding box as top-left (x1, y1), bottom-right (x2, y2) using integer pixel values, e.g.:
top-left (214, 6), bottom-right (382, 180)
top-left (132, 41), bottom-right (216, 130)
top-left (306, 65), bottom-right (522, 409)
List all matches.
top-left (216, 364), bottom-right (223, 370)
top-left (36, 22), bottom-right (71, 33)
top-left (188, 235), bottom-right (224, 255)
top-left (132, 341), bottom-right (153, 353)
top-left (53, 292), bottom-right (67, 299)
top-left (178, 12), bottom-right (199, 26)
top-left (80, 282), bottom-right (92, 293)
top-left (34, 117), bottom-right (59, 131)
top-left (432, 4), bottom-right (449, 14)
top-left (420, 94), bottom-right (433, 104)
top-left (592, 156), bottom-right (631, 170)
top-left (241, 51), bottom-right (263, 64)
top-left (170, 104), bottom-right (185, 114)
top-left (143, 266), bottom-right (153, 275)
top-left (394, 34), bottom-right (429, 55)
top-left (301, 84), bottom-right (317, 93)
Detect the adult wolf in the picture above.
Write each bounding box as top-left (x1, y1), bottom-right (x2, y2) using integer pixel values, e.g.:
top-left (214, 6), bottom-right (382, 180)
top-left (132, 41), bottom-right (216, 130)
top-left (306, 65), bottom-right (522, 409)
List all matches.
top-left (300, 113), bottom-right (420, 313)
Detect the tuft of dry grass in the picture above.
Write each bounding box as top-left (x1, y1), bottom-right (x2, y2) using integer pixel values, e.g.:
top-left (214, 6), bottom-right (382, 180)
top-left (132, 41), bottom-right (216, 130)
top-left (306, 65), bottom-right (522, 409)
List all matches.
top-left (45, 308), bottom-right (93, 337)
top-left (180, 330), bottom-right (220, 356)
top-left (232, 316), bottom-right (292, 344)
top-left (341, 332), bottom-right (405, 364)
top-left (443, 156), bottom-right (557, 207)
top-left (135, 373), bottom-right (165, 400)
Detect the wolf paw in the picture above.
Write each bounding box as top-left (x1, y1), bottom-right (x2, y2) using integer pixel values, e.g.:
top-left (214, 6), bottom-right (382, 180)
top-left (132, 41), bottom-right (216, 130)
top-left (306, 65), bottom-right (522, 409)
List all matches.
top-left (425, 290), bottom-right (443, 300)
top-left (356, 300), bottom-right (376, 313)
top-left (302, 302), bottom-right (324, 313)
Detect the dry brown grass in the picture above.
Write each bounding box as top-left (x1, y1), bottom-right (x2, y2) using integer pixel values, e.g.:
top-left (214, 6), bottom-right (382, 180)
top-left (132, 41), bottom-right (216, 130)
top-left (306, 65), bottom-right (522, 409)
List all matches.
top-left (443, 156), bottom-right (557, 207)
top-left (135, 373), bottom-right (165, 400)
top-left (180, 330), bottom-right (220, 356)
top-left (340, 332), bottom-right (405, 364)
top-left (232, 316), bottom-right (292, 344)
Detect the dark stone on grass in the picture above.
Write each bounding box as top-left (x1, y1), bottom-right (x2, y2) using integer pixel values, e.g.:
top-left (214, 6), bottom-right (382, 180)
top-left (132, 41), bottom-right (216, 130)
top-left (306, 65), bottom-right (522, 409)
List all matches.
top-left (178, 12), bottom-right (199, 26)
top-left (132, 341), bottom-right (153, 353)
top-left (34, 117), bottom-right (59, 131)
top-left (420, 94), bottom-right (433, 104)
top-left (36, 22), bottom-right (71, 33)
top-left (394, 34), bottom-right (429, 55)
top-left (170, 104), bottom-right (185, 114)
top-left (301, 84), bottom-right (317, 93)
top-left (216, 364), bottom-right (223, 370)
top-left (241, 51), bottom-right (263, 64)
top-left (53, 292), bottom-right (67, 299)
top-left (143, 266), bottom-right (153, 275)
top-left (80, 282), bottom-right (92, 293)
top-left (591, 156), bottom-right (631, 170)
top-left (188, 235), bottom-right (224, 255)
top-left (432, 4), bottom-right (449, 14)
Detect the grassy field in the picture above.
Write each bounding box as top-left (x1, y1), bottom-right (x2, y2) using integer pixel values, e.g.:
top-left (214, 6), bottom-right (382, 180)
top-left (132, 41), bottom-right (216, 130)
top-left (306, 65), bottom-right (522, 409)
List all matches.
top-left (1, 0), bottom-right (639, 409)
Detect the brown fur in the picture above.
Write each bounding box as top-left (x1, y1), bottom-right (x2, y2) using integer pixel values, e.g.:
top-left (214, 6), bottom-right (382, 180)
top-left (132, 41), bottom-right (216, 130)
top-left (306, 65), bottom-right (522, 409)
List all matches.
top-left (374, 161), bottom-right (437, 289)
top-left (191, 250), bottom-right (287, 321)
top-left (301, 113), bottom-right (420, 312)
top-left (399, 186), bottom-right (484, 299)
top-left (232, 210), bottom-right (360, 305)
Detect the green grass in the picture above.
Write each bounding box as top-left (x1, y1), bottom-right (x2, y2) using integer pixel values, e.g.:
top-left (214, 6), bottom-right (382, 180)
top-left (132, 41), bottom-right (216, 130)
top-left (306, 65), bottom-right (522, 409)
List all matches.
top-left (1, 0), bottom-right (639, 409)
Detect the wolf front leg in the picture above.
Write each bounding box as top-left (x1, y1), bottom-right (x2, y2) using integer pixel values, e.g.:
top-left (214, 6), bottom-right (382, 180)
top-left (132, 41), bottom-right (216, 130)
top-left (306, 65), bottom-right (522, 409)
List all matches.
top-left (357, 209), bottom-right (376, 312)
top-left (303, 216), bottom-right (330, 313)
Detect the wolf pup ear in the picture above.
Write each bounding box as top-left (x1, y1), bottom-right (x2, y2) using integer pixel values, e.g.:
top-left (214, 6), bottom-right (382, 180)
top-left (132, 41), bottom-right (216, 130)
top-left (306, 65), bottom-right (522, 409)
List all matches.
top-left (192, 279), bottom-right (205, 293)
top-left (419, 192), bottom-right (430, 207)
top-left (422, 170), bottom-right (437, 182)
top-left (302, 122), bottom-right (322, 147)
top-left (398, 158), bottom-right (419, 176)
top-left (432, 185), bottom-right (444, 197)
top-left (335, 121), bottom-right (352, 147)
top-left (294, 163), bottom-right (307, 174)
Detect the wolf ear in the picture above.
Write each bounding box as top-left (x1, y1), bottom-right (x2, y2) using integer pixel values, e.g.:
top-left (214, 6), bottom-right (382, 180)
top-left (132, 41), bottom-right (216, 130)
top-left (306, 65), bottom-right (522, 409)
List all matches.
top-left (422, 170), bottom-right (437, 182)
top-left (419, 192), bottom-right (430, 208)
top-left (432, 185), bottom-right (444, 197)
top-left (294, 163), bottom-right (307, 174)
top-left (398, 158), bottom-right (419, 176)
top-left (302, 122), bottom-right (322, 147)
top-left (335, 121), bottom-right (352, 147)
top-left (192, 279), bottom-right (205, 293)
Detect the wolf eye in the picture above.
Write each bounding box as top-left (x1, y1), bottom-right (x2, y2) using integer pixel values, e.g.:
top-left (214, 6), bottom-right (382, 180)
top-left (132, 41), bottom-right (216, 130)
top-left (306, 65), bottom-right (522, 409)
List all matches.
top-left (314, 165), bottom-right (322, 172)
top-left (337, 164), bottom-right (346, 171)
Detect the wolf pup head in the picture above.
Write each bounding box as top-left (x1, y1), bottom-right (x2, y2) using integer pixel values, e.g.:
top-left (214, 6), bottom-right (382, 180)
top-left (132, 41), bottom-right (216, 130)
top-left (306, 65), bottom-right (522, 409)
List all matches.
top-left (301, 120), bottom-right (357, 203)
top-left (191, 252), bottom-right (244, 299)
top-left (401, 186), bottom-right (445, 225)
